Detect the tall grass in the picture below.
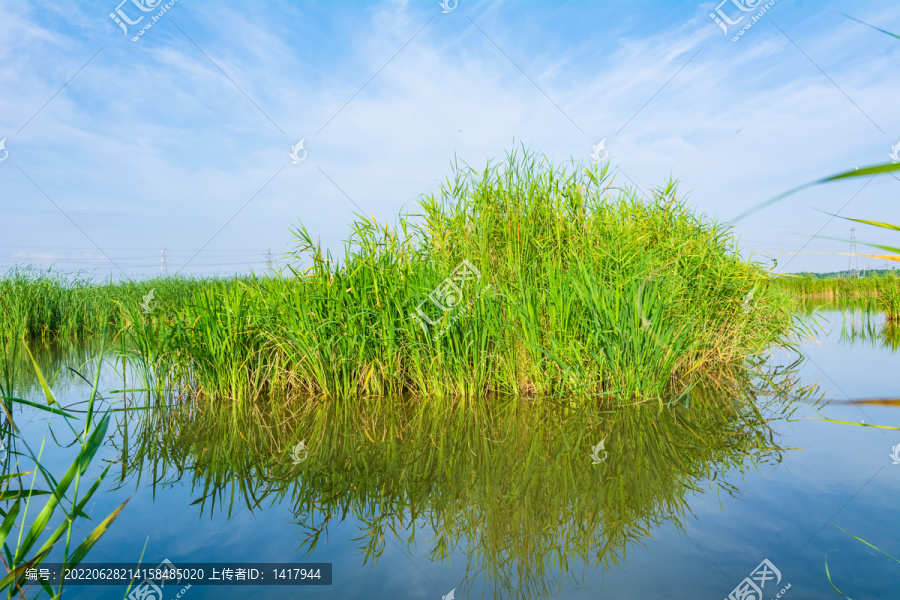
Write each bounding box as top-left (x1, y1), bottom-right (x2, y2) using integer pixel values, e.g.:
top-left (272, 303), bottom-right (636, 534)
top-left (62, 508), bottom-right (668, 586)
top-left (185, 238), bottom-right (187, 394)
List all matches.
top-left (876, 280), bottom-right (900, 321)
top-left (773, 274), bottom-right (894, 299)
top-left (126, 148), bottom-right (797, 404)
top-left (774, 273), bottom-right (900, 319)
top-left (0, 266), bottom-right (229, 344)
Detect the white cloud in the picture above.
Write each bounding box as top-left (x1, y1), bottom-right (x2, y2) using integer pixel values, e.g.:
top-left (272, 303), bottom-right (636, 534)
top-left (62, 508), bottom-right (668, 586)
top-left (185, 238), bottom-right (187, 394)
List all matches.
top-left (2, 0), bottom-right (900, 277)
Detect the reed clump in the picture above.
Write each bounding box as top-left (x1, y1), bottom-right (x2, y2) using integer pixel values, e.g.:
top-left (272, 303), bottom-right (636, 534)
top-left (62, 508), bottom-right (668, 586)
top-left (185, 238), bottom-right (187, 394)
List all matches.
top-left (876, 279), bottom-right (900, 321)
top-left (773, 273), bottom-right (896, 298)
top-left (131, 148), bottom-right (795, 404)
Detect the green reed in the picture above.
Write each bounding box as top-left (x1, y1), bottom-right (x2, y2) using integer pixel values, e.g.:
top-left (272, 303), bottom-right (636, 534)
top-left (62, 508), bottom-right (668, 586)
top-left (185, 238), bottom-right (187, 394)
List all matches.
top-left (774, 270), bottom-right (900, 321)
top-left (774, 273), bottom-right (890, 297)
top-left (875, 279), bottom-right (900, 321)
top-left (124, 148), bottom-right (797, 404)
top-left (0, 266), bottom-right (227, 345)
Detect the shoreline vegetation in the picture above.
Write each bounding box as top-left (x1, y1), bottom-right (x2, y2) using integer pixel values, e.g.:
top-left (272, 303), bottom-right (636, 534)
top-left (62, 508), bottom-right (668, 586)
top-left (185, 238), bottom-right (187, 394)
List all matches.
top-left (772, 273), bottom-right (900, 321)
top-left (3, 149), bottom-right (798, 403)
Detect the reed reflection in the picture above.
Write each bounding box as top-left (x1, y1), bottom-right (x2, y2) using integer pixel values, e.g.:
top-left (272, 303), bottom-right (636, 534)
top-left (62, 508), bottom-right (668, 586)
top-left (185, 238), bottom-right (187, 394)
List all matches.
top-left (114, 366), bottom-right (819, 599)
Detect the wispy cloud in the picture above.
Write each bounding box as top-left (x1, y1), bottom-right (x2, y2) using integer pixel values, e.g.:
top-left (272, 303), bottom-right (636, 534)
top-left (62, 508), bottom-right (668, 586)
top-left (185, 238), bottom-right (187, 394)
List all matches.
top-left (1, 0), bottom-right (899, 277)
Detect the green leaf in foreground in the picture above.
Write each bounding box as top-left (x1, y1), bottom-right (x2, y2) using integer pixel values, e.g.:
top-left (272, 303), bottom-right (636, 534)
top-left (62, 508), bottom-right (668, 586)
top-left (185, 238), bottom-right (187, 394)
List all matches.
top-left (730, 162), bottom-right (900, 224)
top-left (824, 524), bottom-right (900, 599)
top-left (22, 343), bottom-right (57, 406)
top-left (808, 417), bottom-right (900, 431)
top-left (0, 354), bottom-right (128, 598)
top-left (64, 497), bottom-right (129, 567)
top-left (840, 13), bottom-right (900, 41)
top-left (834, 525), bottom-right (900, 564)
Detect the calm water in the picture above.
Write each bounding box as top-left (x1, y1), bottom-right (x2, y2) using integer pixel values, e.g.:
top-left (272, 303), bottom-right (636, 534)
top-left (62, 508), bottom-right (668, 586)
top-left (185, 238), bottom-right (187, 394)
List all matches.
top-left (6, 309), bottom-right (900, 599)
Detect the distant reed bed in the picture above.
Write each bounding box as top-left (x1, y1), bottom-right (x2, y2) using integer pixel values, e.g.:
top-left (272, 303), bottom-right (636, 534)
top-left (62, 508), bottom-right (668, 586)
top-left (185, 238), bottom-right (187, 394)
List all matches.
top-left (0, 267), bottom-right (234, 343)
top-left (774, 274), bottom-right (900, 320)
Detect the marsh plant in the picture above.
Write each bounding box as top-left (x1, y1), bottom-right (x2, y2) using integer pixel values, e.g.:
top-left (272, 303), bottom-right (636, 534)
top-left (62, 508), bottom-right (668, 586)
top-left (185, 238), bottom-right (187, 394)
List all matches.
top-left (119, 148), bottom-right (797, 404)
top-left (775, 274), bottom-right (900, 321)
top-left (0, 267), bottom-right (228, 345)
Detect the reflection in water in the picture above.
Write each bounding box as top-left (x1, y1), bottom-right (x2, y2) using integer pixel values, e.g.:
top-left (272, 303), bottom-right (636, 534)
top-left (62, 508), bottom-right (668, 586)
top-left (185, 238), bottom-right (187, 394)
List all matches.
top-left (0, 337), bottom-right (121, 476)
top-left (795, 296), bottom-right (880, 317)
top-left (113, 366), bottom-right (820, 599)
top-left (0, 336), bottom-right (110, 400)
top-left (831, 309), bottom-right (900, 352)
top-left (794, 299), bottom-right (900, 352)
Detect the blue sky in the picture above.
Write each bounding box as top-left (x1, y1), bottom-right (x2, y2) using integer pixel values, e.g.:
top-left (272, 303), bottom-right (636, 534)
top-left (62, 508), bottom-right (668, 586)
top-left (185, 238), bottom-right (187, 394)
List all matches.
top-left (2, 0), bottom-right (900, 278)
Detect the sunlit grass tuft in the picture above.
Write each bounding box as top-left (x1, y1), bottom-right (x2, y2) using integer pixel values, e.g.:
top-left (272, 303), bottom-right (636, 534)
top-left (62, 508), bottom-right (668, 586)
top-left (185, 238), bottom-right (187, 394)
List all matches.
top-left (123, 148), bottom-right (797, 404)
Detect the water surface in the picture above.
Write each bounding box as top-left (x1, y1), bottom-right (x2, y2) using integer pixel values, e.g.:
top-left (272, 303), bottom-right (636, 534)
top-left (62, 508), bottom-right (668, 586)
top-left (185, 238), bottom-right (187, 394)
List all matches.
top-left (5, 309), bottom-right (900, 599)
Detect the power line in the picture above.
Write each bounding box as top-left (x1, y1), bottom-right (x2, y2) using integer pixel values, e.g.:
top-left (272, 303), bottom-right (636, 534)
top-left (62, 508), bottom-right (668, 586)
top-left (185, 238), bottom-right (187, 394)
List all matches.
top-left (0, 209), bottom-right (337, 224)
top-left (0, 258), bottom-right (266, 268)
top-left (0, 245), bottom-right (287, 251)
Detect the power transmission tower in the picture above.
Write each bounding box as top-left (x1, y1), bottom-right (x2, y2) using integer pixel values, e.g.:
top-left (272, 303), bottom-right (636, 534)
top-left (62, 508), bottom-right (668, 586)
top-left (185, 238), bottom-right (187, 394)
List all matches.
top-left (848, 228), bottom-right (859, 278)
top-left (266, 249), bottom-right (272, 274)
top-left (160, 248), bottom-right (168, 276)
